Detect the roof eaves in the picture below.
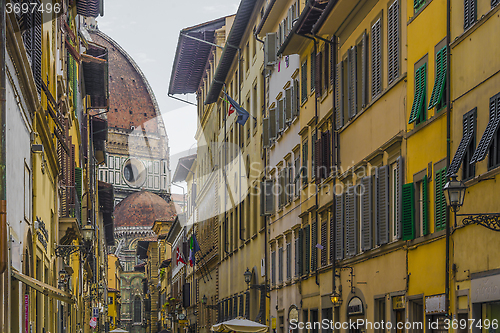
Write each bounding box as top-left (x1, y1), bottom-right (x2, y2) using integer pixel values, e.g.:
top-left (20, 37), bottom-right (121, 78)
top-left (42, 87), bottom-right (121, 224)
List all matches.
top-left (311, 0), bottom-right (339, 34)
top-left (204, 0), bottom-right (258, 105)
top-left (255, 0), bottom-right (277, 35)
top-left (277, 0), bottom-right (327, 57)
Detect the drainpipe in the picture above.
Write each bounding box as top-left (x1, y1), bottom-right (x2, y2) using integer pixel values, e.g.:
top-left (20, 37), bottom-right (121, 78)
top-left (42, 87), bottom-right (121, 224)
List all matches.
top-left (254, 31), bottom-right (269, 324)
top-left (0, 0), bottom-right (8, 275)
top-left (445, 0), bottom-right (451, 318)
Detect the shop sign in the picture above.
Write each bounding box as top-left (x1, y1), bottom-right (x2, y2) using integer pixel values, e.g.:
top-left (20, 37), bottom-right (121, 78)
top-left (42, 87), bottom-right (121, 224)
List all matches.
top-left (271, 317), bottom-right (276, 329)
top-left (471, 274), bottom-right (500, 303)
top-left (392, 296), bottom-right (405, 310)
top-left (425, 294), bottom-right (446, 314)
top-left (179, 319), bottom-right (189, 326)
top-left (347, 297), bottom-right (363, 315)
top-left (93, 307), bottom-right (99, 318)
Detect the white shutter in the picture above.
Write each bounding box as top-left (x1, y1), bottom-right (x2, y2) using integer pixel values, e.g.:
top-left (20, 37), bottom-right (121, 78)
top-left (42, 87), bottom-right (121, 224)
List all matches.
top-left (285, 88), bottom-right (292, 123)
top-left (265, 33), bottom-right (277, 66)
top-left (345, 188), bottom-right (357, 257)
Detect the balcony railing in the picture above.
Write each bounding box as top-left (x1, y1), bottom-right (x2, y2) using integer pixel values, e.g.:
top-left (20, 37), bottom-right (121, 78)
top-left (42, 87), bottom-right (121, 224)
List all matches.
top-left (60, 186), bottom-right (81, 226)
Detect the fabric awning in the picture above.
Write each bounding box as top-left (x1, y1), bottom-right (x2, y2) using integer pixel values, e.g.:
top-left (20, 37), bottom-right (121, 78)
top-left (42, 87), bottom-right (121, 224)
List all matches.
top-left (12, 270), bottom-right (76, 304)
top-left (212, 317), bottom-right (269, 333)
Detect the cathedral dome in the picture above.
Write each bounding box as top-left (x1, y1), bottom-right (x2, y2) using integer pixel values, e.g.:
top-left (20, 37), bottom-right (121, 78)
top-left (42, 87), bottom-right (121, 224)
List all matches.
top-left (113, 191), bottom-right (177, 228)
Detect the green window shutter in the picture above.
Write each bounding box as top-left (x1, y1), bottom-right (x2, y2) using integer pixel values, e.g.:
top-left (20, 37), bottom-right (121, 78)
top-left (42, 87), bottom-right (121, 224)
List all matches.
top-left (409, 63), bottom-right (427, 124)
top-left (401, 183), bottom-right (415, 240)
top-left (428, 47), bottom-right (447, 110)
top-left (75, 167), bottom-right (83, 199)
top-left (414, 0), bottom-right (426, 11)
top-left (422, 175), bottom-right (429, 236)
top-left (435, 167), bottom-right (447, 231)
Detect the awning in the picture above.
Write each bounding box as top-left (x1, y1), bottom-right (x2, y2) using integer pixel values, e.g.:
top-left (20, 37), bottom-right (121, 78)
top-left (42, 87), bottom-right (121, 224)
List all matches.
top-left (212, 317), bottom-right (269, 333)
top-left (12, 270), bottom-right (76, 304)
top-left (172, 154), bottom-right (196, 183)
top-left (82, 42), bottom-right (108, 108)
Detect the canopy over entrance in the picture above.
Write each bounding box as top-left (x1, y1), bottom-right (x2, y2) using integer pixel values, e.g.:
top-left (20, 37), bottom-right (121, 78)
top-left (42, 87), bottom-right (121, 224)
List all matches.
top-left (211, 317), bottom-right (269, 333)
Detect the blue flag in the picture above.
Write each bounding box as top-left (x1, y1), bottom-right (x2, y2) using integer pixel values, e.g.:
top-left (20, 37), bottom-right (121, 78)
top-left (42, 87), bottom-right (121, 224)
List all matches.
top-left (224, 92), bottom-right (249, 126)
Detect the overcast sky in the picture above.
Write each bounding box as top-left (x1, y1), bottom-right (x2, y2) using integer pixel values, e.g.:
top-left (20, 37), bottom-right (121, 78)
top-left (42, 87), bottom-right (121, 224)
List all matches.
top-left (97, 0), bottom-right (239, 193)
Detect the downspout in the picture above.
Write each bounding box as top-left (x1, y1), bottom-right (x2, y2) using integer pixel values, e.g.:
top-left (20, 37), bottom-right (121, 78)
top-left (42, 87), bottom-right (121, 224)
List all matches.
top-left (445, 0), bottom-right (451, 318)
top-left (310, 34), bottom-right (338, 291)
top-left (238, 47), bottom-right (245, 243)
top-left (0, 0), bottom-right (7, 275)
top-left (299, 33), bottom-right (319, 286)
top-left (254, 31), bottom-right (269, 324)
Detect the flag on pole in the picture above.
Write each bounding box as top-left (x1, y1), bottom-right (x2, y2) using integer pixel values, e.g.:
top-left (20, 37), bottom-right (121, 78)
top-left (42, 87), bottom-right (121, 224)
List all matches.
top-left (189, 234), bottom-right (201, 267)
top-left (224, 92), bottom-right (250, 126)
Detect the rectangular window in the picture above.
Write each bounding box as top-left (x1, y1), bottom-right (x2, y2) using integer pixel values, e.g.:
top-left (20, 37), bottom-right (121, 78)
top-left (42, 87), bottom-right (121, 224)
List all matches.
top-left (311, 51), bottom-right (316, 93)
top-left (464, 0), bottom-right (477, 30)
top-left (448, 108), bottom-right (476, 179)
top-left (435, 167), bottom-right (447, 231)
top-left (428, 46), bottom-right (447, 110)
top-left (371, 18), bottom-right (382, 98)
top-left (409, 63), bottom-right (427, 124)
top-left (388, 0), bottom-right (400, 84)
top-left (301, 61), bottom-right (308, 103)
top-left (470, 93), bottom-right (500, 169)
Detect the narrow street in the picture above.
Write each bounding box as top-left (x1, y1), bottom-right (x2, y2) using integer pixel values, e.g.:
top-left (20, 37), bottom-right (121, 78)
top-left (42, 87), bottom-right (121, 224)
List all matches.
top-left (1, 0), bottom-right (500, 332)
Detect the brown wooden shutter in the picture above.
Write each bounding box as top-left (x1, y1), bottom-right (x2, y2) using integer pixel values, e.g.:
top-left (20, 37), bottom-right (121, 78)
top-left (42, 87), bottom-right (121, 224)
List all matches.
top-left (320, 221), bottom-right (328, 267)
top-left (314, 136), bottom-right (321, 182)
top-left (335, 62), bottom-right (344, 129)
top-left (316, 52), bottom-right (322, 97)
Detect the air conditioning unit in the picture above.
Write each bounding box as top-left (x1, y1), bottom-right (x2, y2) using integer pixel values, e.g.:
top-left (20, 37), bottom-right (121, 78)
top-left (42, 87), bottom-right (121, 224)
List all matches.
top-left (264, 33), bottom-right (277, 67)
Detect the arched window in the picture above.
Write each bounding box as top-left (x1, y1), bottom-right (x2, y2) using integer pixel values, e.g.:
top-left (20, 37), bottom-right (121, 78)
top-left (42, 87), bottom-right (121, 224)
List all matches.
top-left (133, 296), bottom-right (142, 323)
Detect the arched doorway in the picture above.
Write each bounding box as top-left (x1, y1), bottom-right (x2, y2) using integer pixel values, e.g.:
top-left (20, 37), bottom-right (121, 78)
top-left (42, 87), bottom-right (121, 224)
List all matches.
top-left (347, 297), bottom-right (364, 333)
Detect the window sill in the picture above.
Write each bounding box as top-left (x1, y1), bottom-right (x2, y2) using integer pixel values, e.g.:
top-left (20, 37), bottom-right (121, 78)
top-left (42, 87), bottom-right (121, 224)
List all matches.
top-left (338, 73), bottom-right (407, 134)
top-left (451, 3), bottom-right (500, 49)
top-left (407, 0), bottom-right (434, 26)
top-left (464, 164), bottom-right (500, 188)
top-left (406, 106), bottom-right (446, 139)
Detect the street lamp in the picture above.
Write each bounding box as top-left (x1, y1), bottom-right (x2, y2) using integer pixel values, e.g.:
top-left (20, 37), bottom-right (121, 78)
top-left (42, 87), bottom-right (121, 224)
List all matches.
top-left (444, 174), bottom-right (500, 231)
top-left (244, 268), bottom-right (252, 288)
top-left (82, 223), bottom-right (95, 243)
top-left (201, 295), bottom-right (207, 305)
top-left (443, 174), bottom-right (466, 213)
top-left (201, 294), bottom-right (217, 309)
top-left (330, 291), bottom-right (342, 307)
